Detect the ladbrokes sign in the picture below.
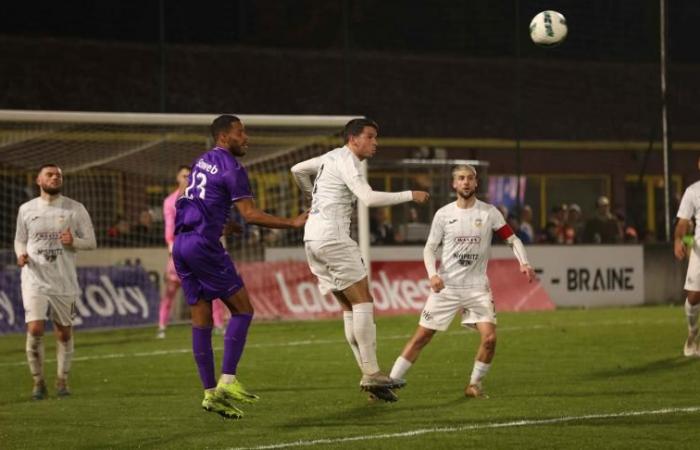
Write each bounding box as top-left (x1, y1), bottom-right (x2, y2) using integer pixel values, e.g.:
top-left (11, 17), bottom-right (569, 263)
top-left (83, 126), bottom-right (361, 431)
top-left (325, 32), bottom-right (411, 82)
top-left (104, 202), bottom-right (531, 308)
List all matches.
top-left (237, 260), bottom-right (554, 320)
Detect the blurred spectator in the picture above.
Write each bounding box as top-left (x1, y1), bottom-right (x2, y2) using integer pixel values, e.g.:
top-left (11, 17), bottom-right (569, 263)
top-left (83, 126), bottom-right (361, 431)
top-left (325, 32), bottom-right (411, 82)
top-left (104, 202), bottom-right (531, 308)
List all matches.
top-left (132, 209), bottom-right (161, 246)
top-left (106, 215), bottom-right (131, 247)
top-left (370, 207), bottom-right (397, 245)
top-left (583, 196), bottom-right (622, 243)
top-left (507, 214), bottom-right (531, 244)
top-left (397, 206), bottom-right (430, 243)
top-left (519, 205), bottom-right (535, 243)
top-left (615, 210), bottom-right (639, 243)
top-left (540, 204), bottom-right (567, 243)
top-left (263, 228), bottom-right (282, 246)
top-left (567, 203), bottom-right (584, 244)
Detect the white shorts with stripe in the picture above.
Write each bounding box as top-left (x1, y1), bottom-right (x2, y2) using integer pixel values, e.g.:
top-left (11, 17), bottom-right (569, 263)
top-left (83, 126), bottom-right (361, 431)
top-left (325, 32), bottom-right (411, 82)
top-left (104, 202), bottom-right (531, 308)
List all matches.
top-left (22, 290), bottom-right (77, 326)
top-left (419, 286), bottom-right (497, 331)
top-left (304, 239), bottom-right (367, 295)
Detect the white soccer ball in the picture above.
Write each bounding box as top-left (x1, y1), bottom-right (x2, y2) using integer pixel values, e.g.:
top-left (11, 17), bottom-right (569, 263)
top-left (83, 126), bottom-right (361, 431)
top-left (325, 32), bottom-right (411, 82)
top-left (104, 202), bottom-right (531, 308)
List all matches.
top-left (529, 10), bottom-right (568, 47)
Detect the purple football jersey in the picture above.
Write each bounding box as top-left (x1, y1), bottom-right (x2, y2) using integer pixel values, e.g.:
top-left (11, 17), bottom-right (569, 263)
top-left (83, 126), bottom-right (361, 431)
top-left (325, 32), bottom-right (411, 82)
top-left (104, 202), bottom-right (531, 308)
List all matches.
top-left (175, 147), bottom-right (253, 242)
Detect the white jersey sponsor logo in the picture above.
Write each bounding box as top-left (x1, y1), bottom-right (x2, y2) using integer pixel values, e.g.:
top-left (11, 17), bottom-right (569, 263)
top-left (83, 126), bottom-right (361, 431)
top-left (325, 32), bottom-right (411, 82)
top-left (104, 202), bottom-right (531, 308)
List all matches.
top-left (427, 200), bottom-right (506, 288)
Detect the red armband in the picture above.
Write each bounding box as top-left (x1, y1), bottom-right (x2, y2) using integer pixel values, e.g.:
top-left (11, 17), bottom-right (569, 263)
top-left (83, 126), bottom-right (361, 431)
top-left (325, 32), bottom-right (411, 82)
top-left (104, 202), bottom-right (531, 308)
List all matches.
top-left (495, 224), bottom-right (514, 241)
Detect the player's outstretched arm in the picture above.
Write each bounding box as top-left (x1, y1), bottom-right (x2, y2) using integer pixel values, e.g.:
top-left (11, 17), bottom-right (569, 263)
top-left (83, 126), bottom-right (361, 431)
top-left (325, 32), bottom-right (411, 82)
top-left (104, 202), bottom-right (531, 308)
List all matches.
top-left (674, 218), bottom-right (691, 260)
top-left (234, 198), bottom-right (308, 229)
top-left (345, 174), bottom-right (428, 207)
top-left (291, 157), bottom-right (321, 207)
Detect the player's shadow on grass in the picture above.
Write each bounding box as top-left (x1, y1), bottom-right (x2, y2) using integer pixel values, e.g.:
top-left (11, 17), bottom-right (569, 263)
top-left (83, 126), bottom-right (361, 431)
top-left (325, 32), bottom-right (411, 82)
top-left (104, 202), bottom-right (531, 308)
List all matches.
top-left (589, 355), bottom-right (698, 379)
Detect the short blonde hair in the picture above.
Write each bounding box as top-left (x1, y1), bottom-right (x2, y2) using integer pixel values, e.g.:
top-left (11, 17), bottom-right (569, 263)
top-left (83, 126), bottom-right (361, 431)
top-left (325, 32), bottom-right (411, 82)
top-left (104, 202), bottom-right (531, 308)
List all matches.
top-left (451, 164), bottom-right (477, 179)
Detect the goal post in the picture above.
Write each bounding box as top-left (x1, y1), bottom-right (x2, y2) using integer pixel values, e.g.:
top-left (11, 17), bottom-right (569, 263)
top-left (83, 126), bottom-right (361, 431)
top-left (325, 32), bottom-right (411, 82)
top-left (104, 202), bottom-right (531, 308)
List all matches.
top-left (0, 109), bottom-right (364, 266)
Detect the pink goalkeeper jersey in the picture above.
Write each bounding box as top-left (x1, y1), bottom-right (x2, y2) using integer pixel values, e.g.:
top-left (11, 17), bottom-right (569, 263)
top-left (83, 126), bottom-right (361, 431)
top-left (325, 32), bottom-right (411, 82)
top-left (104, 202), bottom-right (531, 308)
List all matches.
top-left (163, 189), bottom-right (180, 246)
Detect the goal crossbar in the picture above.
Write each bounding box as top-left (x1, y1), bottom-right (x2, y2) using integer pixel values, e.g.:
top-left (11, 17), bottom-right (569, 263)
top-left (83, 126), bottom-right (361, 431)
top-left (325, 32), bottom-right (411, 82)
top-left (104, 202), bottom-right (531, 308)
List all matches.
top-left (0, 110), bottom-right (359, 128)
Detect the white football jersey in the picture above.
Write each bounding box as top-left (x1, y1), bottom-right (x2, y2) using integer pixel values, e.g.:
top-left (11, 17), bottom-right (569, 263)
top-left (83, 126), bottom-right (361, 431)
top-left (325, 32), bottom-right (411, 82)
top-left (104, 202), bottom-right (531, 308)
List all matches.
top-left (14, 195), bottom-right (96, 296)
top-left (426, 200), bottom-right (506, 288)
top-left (677, 180), bottom-right (700, 242)
top-left (302, 146), bottom-right (411, 241)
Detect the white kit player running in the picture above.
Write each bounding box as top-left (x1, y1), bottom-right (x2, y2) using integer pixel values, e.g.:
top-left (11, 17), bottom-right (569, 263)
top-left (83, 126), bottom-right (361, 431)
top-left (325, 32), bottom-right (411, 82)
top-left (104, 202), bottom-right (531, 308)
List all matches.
top-left (14, 164), bottom-right (96, 399)
top-left (389, 164), bottom-right (535, 398)
top-left (674, 156), bottom-right (700, 357)
top-left (292, 118), bottom-right (429, 401)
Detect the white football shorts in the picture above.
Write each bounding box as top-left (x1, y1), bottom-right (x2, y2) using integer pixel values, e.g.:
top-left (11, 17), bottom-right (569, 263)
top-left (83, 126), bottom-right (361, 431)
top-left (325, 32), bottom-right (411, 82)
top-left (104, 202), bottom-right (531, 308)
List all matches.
top-left (304, 239), bottom-right (367, 295)
top-left (419, 287), bottom-right (497, 331)
top-left (685, 242), bottom-right (700, 291)
top-left (22, 291), bottom-right (77, 326)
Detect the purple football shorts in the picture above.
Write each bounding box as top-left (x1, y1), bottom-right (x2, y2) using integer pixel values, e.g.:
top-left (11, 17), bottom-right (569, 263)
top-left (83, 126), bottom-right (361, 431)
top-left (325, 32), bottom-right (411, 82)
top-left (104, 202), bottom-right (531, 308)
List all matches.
top-left (172, 231), bottom-right (244, 305)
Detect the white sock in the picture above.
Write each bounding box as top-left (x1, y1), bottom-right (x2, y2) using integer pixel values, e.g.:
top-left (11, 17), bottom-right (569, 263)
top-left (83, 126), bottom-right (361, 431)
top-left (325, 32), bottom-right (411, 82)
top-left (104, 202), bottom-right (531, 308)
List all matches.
top-left (390, 356), bottom-right (412, 379)
top-left (26, 334), bottom-right (45, 383)
top-left (686, 299), bottom-right (700, 335)
top-left (469, 361), bottom-right (491, 386)
top-left (343, 311), bottom-right (363, 371)
top-left (56, 337), bottom-right (74, 381)
top-left (220, 374), bottom-right (236, 384)
top-left (352, 302), bottom-right (380, 375)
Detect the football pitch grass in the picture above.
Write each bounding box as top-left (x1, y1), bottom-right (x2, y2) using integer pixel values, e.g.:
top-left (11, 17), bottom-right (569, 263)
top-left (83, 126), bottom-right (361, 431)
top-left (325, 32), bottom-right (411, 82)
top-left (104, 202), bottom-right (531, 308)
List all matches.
top-left (1, 306), bottom-right (699, 449)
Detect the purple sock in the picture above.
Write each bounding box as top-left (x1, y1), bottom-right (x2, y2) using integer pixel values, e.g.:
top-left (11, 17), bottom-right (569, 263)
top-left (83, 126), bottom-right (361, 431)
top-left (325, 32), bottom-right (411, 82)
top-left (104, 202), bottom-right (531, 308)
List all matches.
top-left (222, 313), bottom-right (253, 375)
top-left (192, 326), bottom-right (216, 389)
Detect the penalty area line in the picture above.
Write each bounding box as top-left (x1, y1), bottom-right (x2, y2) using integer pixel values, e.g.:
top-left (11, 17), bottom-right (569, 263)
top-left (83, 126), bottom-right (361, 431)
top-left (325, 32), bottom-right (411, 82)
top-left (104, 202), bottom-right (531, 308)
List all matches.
top-left (226, 406), bottom-right (700, 450)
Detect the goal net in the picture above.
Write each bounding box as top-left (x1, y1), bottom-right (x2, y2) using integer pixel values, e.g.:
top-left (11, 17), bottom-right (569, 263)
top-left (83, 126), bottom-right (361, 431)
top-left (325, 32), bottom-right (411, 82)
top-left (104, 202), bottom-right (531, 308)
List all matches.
top-left (0, 110), bottom-right (358, 265)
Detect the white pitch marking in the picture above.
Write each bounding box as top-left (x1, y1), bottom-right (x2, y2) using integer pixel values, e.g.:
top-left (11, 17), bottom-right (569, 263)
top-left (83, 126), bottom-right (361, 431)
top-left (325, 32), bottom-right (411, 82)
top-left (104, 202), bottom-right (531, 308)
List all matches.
top-left (0, 318), bottom-right (677, 367)
top-left (226, 406), bottom-right (700, 450)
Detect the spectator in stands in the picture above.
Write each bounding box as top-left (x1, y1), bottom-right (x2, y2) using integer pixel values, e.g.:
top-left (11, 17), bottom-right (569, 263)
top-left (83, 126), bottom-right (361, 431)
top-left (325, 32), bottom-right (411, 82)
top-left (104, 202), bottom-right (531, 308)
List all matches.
top-left (507, 214), bottom-right (530, 244)
top-left (567, 203), bottom-right (584, 244)
top-left (397, 207), bottom-right (430, 243)
top-left (583, 196), bottom-right (622, 243)
top-left (615, 210), bottom-right (639, 243)
top-left (519, 205), bottom-right (535, 243)
top-left (370, 208), bottom-right (396, 245)
top-left (262, 228), bottom-right (282, 246)
top-left (541, 204), bottom-right (567, 244)
top-left (133, 209), bottom-right (160, 246)
top-left (106, 215), bottom-right (131, 247)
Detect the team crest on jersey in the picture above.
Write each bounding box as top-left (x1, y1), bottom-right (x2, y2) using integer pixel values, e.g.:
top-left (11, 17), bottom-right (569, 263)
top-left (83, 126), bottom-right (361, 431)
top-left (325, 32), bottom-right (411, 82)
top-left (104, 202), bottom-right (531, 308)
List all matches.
top-left (455, 236), bottom-right (481, 244)
top-left (422, 310), bottom-right (433, 322)
top-left (474, 218), bottom-right (483, 227)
